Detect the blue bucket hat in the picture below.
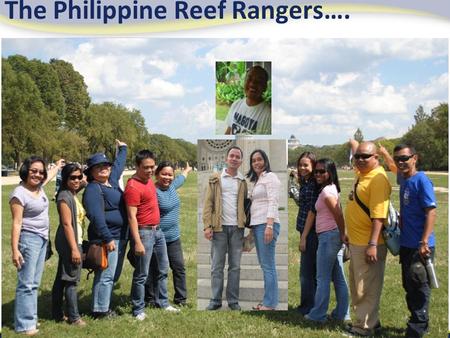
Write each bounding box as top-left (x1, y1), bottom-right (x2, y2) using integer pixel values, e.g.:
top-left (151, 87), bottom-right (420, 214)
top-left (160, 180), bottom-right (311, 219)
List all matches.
top-left (84, 153), bottom-right (112, 174)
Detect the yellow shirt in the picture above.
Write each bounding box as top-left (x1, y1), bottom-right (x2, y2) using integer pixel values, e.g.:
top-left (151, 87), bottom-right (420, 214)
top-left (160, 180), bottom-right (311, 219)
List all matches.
top-left (345, 166), bottom-right (391, 245)
top-left (74, 195), bottom-right (86, 244)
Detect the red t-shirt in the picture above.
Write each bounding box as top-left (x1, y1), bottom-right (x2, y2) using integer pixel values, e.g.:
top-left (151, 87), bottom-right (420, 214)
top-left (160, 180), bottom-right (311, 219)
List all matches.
top-left (124, 177), bottom-right (160, 226)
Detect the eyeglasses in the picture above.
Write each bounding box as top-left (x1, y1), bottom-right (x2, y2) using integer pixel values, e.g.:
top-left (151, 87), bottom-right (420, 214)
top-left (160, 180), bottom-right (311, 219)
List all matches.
top-left (69, 175), bottom-right (83, 181)
top-left (394, 154), bottom-right (414, 162)
top-left (29, 168), bottom-right (45, 175)
top-left (353, 153), bottom-right (375, 160)
top-left (314, 169), bottom-right (327, 175)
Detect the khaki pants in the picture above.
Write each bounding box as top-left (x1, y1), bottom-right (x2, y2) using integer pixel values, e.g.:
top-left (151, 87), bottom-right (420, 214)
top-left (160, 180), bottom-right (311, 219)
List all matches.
top-left (348, 244), bottom-right (387, 330)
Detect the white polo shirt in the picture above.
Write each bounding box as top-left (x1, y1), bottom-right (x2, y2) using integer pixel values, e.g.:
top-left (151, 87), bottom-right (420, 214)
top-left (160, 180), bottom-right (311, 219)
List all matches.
top-left (220, 168), bottom-right (244, 226)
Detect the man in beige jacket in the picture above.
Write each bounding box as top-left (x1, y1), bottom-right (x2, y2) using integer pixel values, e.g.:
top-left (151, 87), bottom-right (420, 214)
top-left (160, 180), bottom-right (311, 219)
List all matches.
top-left (203, 146), bottom-right (247, 311)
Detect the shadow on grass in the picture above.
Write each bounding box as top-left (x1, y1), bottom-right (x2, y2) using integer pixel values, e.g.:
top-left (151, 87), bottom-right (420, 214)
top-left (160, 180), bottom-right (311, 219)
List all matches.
top-left (1, 282), bottom-right (133, 331)
top-left (241, 306), bottom-right (406, 337)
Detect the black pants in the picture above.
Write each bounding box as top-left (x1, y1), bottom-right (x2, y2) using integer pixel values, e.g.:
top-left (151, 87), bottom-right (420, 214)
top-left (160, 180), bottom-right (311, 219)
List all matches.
top-left (51, 261), bottom-right (81, 322)
top-left (400, 246), bottom-right (434, 338)
top-left (145, 238), bottom-right (187, 305)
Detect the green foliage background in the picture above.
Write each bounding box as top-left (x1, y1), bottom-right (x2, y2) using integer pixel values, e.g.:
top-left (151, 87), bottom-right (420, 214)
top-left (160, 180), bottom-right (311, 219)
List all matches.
top-left (2, 55), bottom-right (197, 168)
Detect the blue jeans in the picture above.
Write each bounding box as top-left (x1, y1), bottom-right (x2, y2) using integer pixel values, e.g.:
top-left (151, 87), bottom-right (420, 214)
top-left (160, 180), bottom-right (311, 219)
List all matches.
top-left (307, 228), bottom-right (349, 322)
top-left (131, 228), bottom-right (169, 315)
top-left (210, 226), bottom-right (244, 306)
top-left (92, 239), bottom-right (127, 313)
top-left (298, 228), bottom-right (318, 314)
top-left (146, 238), bottom-right (187, 305)
top-left (253, 223), bottom-right (280, 309)
top-left (15, 231), bottom-right (48, 332)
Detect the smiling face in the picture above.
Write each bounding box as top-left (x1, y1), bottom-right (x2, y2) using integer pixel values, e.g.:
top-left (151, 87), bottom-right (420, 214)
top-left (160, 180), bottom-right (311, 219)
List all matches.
top-left (394, 147), bottom-right (417, 178)
top-left (136, 158), bottom-right (156, 182)
top-left (244, 67), bottom-right (268, 105)
top-left (298, 157), bottom-right (314, 179)
top-left (67, 169), bottom-right (83, 192)
top-left (26, 161), bottom-right (45, 187)
top-left (91, 163), bottom-right (112, 183)
top-left (251, 151), bottom-right (266, 177)
top-left (156, 166), bottom-right (174, 189)
top-left (354, 142), bottom-right (379, 174)
top-left (314, 163), bottom-right (330, 186)
top-left (226, 148), bottom-right (243, 172)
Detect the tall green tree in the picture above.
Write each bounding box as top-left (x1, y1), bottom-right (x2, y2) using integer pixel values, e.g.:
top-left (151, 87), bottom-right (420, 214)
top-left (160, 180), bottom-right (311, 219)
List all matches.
top-left (50, 59), bottom-right (90, 131)
top-left (2, 60), bottom-right (58, 165)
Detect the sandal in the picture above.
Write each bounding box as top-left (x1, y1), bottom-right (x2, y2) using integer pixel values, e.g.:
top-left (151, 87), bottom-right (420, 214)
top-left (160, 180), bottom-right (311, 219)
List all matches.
top-left (252, 304), bottom-right (275, 311)
top-left (252, 303), bottom-right (263, 310)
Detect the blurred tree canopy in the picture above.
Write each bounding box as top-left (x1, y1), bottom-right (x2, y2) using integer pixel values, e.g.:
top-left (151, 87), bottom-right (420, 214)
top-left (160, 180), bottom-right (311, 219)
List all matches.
top-left (2, 55), bottom-right (197, 168)
top-left (288, 104), bottom-right (448, 171)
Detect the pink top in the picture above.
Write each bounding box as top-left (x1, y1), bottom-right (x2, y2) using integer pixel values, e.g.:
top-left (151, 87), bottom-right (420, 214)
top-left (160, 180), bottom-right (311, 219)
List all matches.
top-left (250, 171), bottom-right (280, 226)
top-left (315, 184), bottom-right (339, 234)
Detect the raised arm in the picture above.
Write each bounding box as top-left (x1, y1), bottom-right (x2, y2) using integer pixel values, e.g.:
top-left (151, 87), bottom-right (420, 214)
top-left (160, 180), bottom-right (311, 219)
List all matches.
top-left (44, 159), bottom-right (65, 186)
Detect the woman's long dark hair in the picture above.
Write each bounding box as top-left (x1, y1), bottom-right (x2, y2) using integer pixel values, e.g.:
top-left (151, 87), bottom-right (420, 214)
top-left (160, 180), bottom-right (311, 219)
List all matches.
top-left (296, 151), bottom-right (316, 184)
top-left (316, 158), bottom-right (341, 193)
top-left (56, 163), bottom-right (82, 199)
top-left (246, 149), bottom-right (271, 182)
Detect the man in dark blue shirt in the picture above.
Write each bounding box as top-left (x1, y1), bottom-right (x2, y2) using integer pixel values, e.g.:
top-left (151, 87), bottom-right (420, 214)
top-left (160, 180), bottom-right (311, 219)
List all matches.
top-left (394, 144), bottom-right (437, 338)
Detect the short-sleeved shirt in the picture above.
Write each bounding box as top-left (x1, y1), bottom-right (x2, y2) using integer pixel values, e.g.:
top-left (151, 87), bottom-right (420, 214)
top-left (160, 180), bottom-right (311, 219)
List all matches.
top-left (124, 177), bottom-right (160, 226)
top-left (345, 166), bottom-right (391, 245)
top-left (9, 184), bottom-right (49, 239)
top-left (400, 171), bottom-right (437, 248)
top-left (226, 98), bottom-right (271, 135)
top-left (315, 184), bottom-right (339, 234)
top-left (157, 175), bottom-right (185, 243)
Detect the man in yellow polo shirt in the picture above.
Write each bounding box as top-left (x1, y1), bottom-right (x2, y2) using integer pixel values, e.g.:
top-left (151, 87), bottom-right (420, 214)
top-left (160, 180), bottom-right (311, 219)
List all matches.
top-left (344, 141), bottom-right (391, 337)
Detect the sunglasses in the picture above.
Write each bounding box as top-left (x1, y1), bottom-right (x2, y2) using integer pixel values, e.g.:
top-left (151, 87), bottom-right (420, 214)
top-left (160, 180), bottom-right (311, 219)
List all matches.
top-left (394, 154), bottom-right (414, 162)
top-left (69, 175), bottom-right (83, 181)
top-left (314, 169), bottom-right (327, 175)
top-left (353, 153), bottom-right (375, 160)
top-left (29, 168), bottom-right (45, 175)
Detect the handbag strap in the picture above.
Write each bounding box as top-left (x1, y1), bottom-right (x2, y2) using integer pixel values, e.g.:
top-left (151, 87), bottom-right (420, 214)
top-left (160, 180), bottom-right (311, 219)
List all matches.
top-left (354, 179), bottom-right (371, 218)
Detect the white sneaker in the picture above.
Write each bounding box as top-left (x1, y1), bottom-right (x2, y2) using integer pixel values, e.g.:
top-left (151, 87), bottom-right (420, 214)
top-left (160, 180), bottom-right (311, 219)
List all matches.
top-left (135, 312), bottom-right (146, 321)
top-left (164, 305), bottom-right (180, 313)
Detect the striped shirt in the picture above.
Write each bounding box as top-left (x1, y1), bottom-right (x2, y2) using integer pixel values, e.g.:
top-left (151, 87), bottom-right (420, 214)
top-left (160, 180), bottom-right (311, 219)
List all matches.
top-left (157, 175), bottom-right (186, 243)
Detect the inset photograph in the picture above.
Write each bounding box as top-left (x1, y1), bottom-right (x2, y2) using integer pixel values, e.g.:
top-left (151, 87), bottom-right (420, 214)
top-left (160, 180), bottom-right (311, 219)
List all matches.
top-left (216, 61), bottom-right (272, 135)
top-left (197, 139), bottom-right (288, 311)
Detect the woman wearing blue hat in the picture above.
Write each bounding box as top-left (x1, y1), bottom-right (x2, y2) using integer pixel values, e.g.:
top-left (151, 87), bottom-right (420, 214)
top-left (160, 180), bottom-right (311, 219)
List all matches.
top-left (82, 139), bottom-right (128, 319)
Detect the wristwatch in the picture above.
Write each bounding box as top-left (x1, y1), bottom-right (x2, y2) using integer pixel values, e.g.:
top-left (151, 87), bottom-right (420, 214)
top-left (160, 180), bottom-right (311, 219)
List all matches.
top-left (266, 224), bottom-right (273, 229)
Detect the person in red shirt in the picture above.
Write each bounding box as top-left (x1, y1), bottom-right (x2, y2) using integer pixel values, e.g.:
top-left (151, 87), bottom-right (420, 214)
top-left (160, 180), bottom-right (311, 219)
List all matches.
top-left (124, 150), bottom-right (179, 321)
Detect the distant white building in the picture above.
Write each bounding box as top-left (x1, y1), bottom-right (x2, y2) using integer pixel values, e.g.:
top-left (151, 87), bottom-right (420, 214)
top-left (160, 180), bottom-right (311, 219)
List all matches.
top-left (288, 135), bottom-right (300, 149)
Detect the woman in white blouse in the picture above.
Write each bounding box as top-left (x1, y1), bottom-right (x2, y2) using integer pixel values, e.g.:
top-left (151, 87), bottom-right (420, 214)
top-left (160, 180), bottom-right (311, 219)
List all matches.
top-left (247, 149), bottom-right (281, 310)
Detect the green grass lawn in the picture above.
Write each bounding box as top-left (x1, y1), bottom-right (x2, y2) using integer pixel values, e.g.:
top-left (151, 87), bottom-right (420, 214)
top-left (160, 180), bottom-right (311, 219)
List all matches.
top-left (2, 171), bottom-right (448, 337)
top-left (216, 103), bottom-right (230, 122)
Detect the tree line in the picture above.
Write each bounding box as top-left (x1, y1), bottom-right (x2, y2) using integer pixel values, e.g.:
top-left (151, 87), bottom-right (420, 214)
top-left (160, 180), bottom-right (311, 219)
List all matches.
top-left (288, 103), bottom-right (448, 171)
top-left (2, 55), bottom-right (196, 168)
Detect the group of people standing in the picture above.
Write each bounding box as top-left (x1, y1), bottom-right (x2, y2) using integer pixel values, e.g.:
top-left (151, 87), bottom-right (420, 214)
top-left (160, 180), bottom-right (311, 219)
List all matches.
top-left (10, 140), bottom-right (191, 335)
top-left (295, 141), bottom-right (437, 338)
top-left (203, 146), bottom-right (281, 311)
top-left (8, 138), bottom-right (438, 338)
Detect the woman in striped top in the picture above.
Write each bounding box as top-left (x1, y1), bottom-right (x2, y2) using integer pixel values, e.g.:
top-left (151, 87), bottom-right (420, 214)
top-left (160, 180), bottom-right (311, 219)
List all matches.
top-left (147, 161), bottom-right (192, 306)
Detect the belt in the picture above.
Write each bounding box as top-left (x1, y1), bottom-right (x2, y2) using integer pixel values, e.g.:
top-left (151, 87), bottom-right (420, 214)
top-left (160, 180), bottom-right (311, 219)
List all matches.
top-left (139, 224), bottom-right (160, 230)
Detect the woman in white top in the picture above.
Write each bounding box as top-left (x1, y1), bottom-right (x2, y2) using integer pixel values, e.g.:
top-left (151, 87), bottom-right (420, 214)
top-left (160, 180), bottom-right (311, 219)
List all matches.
top-left (247, 149), bottom-right (281, 310)
top-left (10, 156), bottom-right (63, 335)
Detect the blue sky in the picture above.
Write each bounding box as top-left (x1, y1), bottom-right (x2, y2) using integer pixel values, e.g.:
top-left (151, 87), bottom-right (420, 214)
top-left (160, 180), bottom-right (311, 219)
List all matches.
top-left (2, 38), bottom-right (448, 145)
